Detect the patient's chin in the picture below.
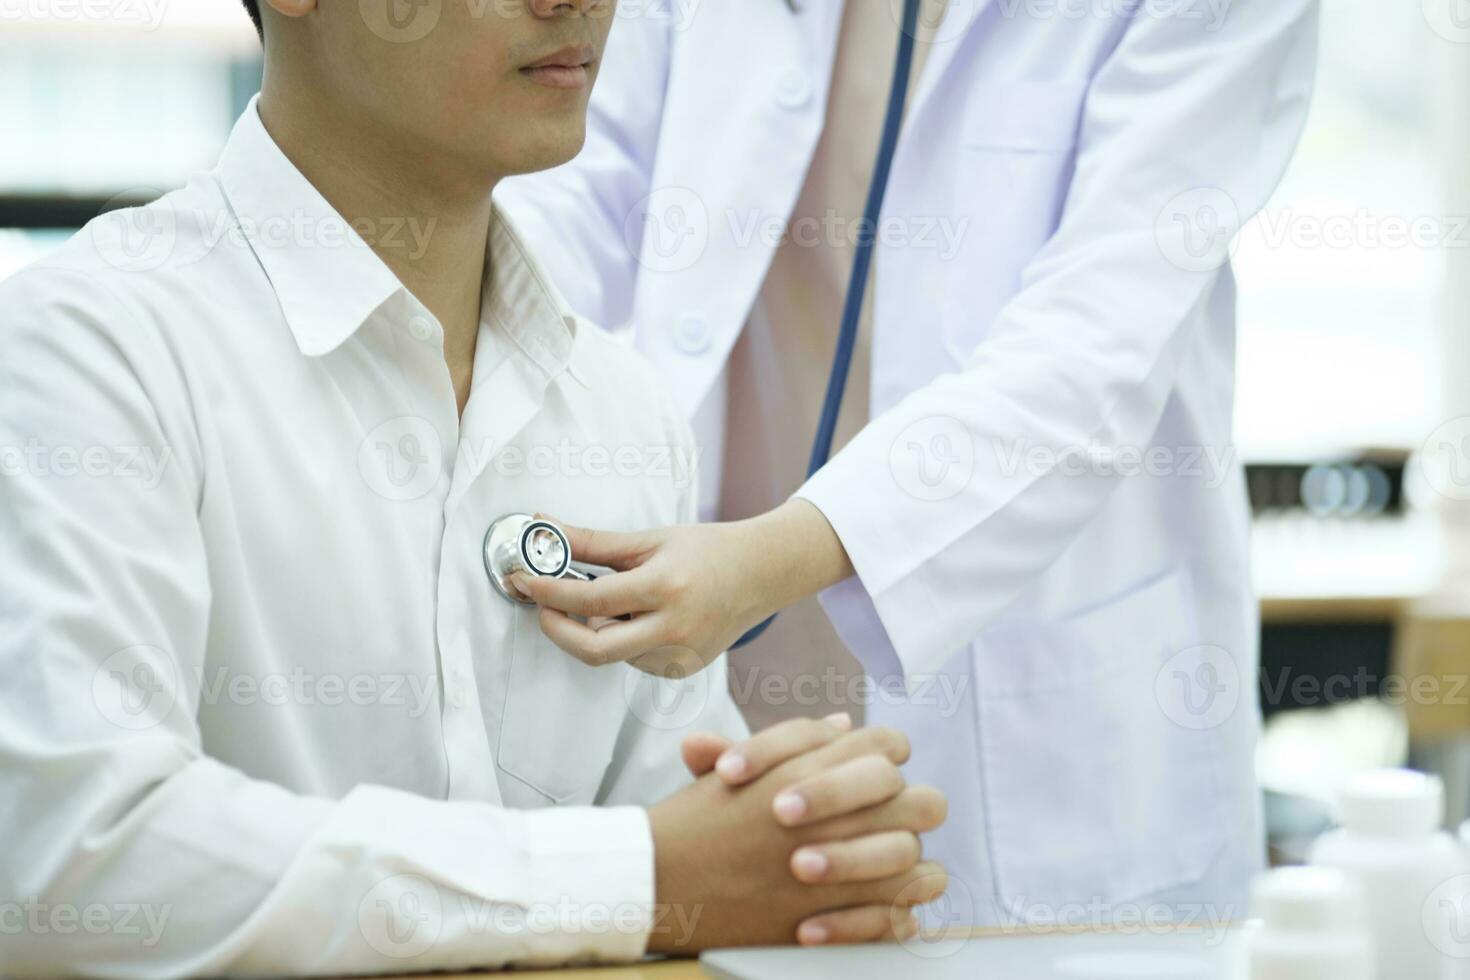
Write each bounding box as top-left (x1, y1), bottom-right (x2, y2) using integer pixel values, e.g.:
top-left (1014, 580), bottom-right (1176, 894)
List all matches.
top-left (502, 123), bottom-right (588, 178)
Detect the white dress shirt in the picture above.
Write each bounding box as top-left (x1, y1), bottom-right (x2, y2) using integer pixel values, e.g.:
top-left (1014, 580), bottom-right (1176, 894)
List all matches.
top-left (0, 99), bottom-right (746, 977)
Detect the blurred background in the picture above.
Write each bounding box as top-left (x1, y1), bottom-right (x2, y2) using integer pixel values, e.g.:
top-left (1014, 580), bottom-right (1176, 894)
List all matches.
top-left (4, 0), bottom-right (1470, 863)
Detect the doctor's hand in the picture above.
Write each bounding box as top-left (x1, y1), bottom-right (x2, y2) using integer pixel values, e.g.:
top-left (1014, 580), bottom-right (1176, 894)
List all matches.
top-left (649, 719), bottom-right (948, 952)
top-left (514, 499), bottom-right (855, 675)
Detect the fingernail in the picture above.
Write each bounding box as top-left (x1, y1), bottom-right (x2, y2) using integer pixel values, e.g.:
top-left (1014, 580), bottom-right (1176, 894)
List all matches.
top-left (822, 712), bottom-right (852, 731)
top-left (715, 752), bottom-right (748, 781)
top-left (798, 922), bottom-right (829, 945)
top-left (773, 791), bottom-right (806, 824)
top-left (792, 848), bottom-right (828, 880)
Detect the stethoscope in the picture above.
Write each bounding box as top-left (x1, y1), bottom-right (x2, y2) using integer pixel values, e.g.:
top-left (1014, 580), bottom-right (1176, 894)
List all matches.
top-left (485, 0), bottom-right (923, 643)
top-left (483, 513), bottom-right (603, 604)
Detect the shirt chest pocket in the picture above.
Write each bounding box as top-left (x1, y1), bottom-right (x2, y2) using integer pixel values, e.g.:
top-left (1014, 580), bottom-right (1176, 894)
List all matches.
top-left (495, 603), bottom-right (630, 805)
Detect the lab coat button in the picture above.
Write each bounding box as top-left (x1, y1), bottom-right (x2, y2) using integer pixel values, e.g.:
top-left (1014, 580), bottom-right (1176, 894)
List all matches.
top-left (408, 315), bottom-right (434, 342)
top-left (673, 314), bottom-right (712, 355)
top-left (774, 69), bottom-right (812, 109)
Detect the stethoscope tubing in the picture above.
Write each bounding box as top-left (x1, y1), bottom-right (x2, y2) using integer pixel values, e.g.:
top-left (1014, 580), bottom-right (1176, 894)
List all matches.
top-left (732, 0), bottom-right (923, 649)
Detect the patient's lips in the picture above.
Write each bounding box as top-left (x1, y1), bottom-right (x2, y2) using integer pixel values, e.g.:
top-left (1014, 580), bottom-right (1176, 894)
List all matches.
top-left (520, 43), bottom-right (595, 90)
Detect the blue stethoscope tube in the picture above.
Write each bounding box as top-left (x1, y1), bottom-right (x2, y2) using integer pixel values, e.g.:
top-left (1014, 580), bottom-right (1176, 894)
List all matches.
top-left (733, 0), bottom-right (923, 649)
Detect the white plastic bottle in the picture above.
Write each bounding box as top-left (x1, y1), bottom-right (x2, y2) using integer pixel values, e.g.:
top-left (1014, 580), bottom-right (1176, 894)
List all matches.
top-left (1308, 769), bottom-right (1463, 980)
top-left (1247, 866), bottom-right (1374, 980)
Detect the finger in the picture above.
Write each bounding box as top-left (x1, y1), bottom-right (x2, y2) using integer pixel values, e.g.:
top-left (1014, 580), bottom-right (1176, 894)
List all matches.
top-left (712, 714), bottom-right (852, 786)
top-left (799, 784), bottom-right (948, 844)
top-left (681, 731), bottom-right (733, 778)
top-left (505, 571), bottom-right (535, 601)
top-left (536, 606), bottom-right (671, 666)
top-left (796, 906), bottom-right (919, 946)
top-left (518, 567), bottom-right (657, 619)
top-left (773, 727), bottom-right (911, 791)
top-left (772, 754), bottom-right (905, 827)
top-left (537, 515), bottom-right (657, 572)
top-left (629, 645), bottom-right (709, 679)
top-left (839, 861), bottom-right (948, 911)
top-left (790, 831), bottom-right (921, 884)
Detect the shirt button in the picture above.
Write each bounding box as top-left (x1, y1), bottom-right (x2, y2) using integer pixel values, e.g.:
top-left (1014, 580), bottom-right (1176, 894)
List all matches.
top-left (774, 69), bottom-right (812, 110)
top-left (408, 315), bottom-right (434, 343)
top-left (674, 314), bottom-right (712, 355)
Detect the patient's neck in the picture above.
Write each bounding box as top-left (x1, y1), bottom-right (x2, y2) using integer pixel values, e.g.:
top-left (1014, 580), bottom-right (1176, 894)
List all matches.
top-left (257, 83), bottom-right (492, 414)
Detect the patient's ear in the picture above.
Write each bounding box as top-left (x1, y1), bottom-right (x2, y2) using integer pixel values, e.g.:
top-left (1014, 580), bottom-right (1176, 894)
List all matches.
top-left (681, 731), bottom-right (732, 778)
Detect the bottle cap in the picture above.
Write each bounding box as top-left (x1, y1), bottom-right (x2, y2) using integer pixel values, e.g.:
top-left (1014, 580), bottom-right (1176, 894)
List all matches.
top-left (1336, 768), bottom-right (1443, 837)
top-left (1252, 866), bottom-right (1364, 932)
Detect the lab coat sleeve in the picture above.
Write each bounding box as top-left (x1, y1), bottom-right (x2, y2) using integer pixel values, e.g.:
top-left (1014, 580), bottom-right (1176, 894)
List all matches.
top-left (494, 2), bottom-right (673, 330)
top-left (795, 0), bottom-right (1318, 679)
top-left (0, 268), bottom-right (654, 977)
top-left (595, 393), bottom-right (749, 807)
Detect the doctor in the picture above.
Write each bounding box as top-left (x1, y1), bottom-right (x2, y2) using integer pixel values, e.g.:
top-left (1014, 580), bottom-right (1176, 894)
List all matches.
top-left (500, 0), bottom-right (1318, 924)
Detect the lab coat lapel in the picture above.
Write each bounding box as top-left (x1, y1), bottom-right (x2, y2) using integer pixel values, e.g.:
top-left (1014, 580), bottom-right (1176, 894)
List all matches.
top-left (905, 0), bottom-right (994, 131)
top-left (801, 0), bottom-right (847, 79)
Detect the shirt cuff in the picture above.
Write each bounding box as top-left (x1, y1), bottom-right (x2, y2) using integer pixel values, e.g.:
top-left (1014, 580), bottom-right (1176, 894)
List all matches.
top-left (795, 479), bottom-right (972, 682)
top-left (514, 803), bottom-right (657, 965)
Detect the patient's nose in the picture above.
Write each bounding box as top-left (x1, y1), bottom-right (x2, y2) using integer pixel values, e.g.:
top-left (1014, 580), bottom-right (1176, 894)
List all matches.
top-left (527, 0), bottom-right (605, 19)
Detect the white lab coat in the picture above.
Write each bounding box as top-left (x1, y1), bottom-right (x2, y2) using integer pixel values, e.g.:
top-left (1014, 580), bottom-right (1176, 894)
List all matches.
top-left (499, 0), bottom-right (1319, 923)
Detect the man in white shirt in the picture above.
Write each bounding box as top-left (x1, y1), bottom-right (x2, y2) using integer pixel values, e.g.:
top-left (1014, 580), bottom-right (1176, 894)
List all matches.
top-left (0, 0), bottom-right (947, 974)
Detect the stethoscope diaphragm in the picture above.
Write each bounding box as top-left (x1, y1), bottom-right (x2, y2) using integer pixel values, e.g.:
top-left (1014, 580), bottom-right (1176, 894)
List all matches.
top-left (484, 513), bottom-right (596, 605)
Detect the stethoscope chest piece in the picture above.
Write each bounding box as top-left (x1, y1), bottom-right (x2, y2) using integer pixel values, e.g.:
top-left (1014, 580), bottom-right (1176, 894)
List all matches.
top-left (483, 512), bottom-right (592, 605)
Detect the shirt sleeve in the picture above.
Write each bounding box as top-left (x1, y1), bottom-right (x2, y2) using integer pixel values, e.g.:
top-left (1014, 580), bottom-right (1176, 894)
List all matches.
top-left (0, 266), bottom-right (655, 977)
top-left (796, 0), bottom-right (1319, 679)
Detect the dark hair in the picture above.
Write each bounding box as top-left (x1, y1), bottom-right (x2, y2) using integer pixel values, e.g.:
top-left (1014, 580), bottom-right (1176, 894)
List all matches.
top-left (241, 0), bottom-right (262, 39)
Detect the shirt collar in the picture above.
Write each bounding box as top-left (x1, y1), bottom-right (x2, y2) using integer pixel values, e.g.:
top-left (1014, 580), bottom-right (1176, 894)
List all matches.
top-left (215, 95), bottom-right (578, 375)
top-left (216, 96), bottom-right (401, 358)
top-left (484, 201), bottom-right (582, 382)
